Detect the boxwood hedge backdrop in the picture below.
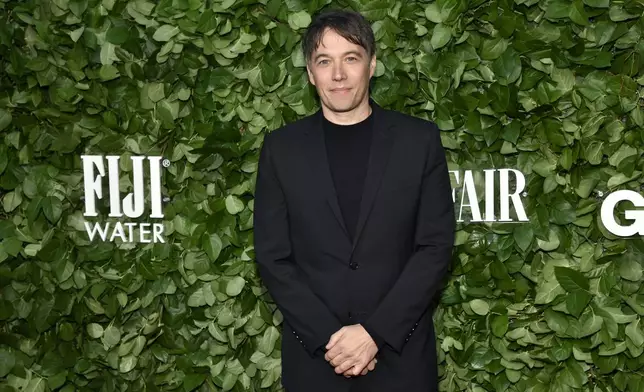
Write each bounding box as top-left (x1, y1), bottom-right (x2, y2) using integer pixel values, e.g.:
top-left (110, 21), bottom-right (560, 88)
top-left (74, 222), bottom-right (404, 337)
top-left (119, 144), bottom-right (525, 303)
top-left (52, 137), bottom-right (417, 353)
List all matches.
top-left (1, 0), bottom-right (644, 391)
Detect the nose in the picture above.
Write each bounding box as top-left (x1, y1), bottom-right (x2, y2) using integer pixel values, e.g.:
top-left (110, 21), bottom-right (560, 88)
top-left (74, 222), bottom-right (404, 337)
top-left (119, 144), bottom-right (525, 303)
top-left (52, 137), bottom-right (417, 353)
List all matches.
top-left (332, 63), bottom-right (346, 81)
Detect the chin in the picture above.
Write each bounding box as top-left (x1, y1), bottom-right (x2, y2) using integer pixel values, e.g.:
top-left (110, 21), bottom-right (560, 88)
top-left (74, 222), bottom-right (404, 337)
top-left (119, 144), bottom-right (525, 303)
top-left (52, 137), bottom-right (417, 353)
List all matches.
top-left (325, 100), bottom-right (356, 112)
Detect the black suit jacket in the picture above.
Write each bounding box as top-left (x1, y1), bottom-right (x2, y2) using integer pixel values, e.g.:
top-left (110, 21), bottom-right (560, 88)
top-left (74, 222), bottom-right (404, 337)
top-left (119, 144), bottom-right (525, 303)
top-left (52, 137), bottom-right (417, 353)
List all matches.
top-left (253, 99), bottom-right (455, 392)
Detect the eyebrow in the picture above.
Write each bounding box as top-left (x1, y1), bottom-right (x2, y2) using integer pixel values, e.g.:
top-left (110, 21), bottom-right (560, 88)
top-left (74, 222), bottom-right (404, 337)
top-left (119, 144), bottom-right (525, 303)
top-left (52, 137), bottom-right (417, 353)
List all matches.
top-left (313, 51), bottom-right (364, 62)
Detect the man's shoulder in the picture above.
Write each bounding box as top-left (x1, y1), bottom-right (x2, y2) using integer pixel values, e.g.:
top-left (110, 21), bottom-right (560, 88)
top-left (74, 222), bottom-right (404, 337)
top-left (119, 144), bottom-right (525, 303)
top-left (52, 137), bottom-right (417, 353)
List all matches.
top-left (384, 108), bottom-right (440, 139)
top-left (265, 113), bottom-right (316, 143)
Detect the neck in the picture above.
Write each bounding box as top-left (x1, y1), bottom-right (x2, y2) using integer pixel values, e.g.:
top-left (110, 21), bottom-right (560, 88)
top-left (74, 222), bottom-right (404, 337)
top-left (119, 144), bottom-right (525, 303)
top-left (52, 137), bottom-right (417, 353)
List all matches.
top-left (321, 97), bottom-right (372, 125)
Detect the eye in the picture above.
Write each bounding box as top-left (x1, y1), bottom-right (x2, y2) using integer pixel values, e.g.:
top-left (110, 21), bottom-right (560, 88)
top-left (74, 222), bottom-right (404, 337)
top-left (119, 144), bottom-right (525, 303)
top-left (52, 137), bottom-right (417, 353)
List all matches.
top-left (318, 59), bottom-right (329, 65)
top-left (346, 57), bottom-right (358, 62)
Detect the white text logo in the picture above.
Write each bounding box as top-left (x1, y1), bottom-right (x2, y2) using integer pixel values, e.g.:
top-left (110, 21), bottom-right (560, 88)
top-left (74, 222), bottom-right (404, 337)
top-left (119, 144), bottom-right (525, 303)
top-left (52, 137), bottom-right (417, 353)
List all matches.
top-left (450, 169), bottom-right (528, 223)
top-left (600, 190), bottom-right (644, 237)
top-left (81, 155), bottom-right (165, 243)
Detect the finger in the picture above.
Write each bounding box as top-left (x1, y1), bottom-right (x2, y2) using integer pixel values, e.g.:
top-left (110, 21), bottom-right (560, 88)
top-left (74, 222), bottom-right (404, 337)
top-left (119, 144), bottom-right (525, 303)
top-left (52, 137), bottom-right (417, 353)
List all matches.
top-left (326, 342), bottom-right (346, 360)
top-left (326, 329), bottom-right (343, 350)
top-left (324, 351), bottom-right (337, 362)
top-left (344, 367), bottom-right (358, 377)
top-left (328, 347), bottom-right (343, 360)
top-left (335, 359), bottom-right (356, 374)
top-left (351, 362), bottom-right (367, 376)
top-left (368, 360), bottom-right (375, 371)
top-left (333, 352), bottom-right (352, 367)
top-left (326, 345), bottom-right (347, 363)
top-left (361, 367), bottom-right (368, 376)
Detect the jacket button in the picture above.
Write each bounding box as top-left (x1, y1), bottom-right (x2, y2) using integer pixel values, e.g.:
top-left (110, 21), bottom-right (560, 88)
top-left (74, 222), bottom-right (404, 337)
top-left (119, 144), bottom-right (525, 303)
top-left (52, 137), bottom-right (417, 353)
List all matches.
top-left (349, 262), bottom-right (359, 270)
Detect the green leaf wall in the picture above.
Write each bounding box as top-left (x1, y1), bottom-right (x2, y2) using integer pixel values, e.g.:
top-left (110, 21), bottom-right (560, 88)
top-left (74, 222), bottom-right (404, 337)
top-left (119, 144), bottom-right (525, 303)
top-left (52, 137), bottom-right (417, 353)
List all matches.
top-left (1, 0), bottom-right (643, 391)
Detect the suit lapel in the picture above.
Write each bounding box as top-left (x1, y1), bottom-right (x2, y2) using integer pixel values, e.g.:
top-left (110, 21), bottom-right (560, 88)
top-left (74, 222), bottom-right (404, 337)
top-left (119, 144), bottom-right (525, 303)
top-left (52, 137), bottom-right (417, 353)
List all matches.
top-left (303, 99), bottom-right (395, 250)
top-left (352, 101), bottom-right (395, 251)
top-left (303, 112), bottom-right (351, 241)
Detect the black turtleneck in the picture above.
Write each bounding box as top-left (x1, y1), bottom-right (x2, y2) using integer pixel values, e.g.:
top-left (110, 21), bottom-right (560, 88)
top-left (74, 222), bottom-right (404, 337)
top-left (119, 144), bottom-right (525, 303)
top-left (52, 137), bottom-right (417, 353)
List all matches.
top-left (322, 111), bottom-right (373, 242)
top-left (321, 109), bottom-right (386, 351)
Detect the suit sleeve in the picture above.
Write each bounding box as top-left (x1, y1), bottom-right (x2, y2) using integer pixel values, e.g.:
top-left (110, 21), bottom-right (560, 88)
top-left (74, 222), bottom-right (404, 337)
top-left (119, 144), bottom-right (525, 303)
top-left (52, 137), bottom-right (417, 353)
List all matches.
top-left (361, 321), bottom-right (386, 350)
top-left (364, 123), bottom-right (455, 354)
top-left (253, 132), bottom-right (344, 358)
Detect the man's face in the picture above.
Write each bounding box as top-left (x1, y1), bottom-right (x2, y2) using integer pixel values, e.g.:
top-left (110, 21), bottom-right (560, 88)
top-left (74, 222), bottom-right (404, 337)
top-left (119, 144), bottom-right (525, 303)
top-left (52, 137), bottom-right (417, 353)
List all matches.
top-left (306, 28), bottom-right (376, 114)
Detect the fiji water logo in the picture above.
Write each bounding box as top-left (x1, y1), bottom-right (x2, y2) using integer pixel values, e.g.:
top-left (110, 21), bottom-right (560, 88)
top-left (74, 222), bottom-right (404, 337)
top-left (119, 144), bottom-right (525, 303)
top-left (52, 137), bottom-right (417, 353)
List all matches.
top-left (81, 155), bottom-right (168, 243)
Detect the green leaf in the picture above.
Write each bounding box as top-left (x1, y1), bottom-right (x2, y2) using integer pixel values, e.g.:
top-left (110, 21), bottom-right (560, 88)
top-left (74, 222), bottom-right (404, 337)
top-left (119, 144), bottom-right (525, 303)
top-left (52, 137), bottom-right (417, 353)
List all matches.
top-left (609, 6), bottom-right (639, 21)
top-left (535, 279), bottom-right (565, 304)
top-left (425, 3), bottom-right (442, 23)
top-left (598, 341), bottom-right (626, 356)
top-left (493, 49), bottom-right (522, 85)
top-left (602, 307), bottom-right (637, 324)
top-left (119, 355), bottom-right (137, 373)
top-left (0, 347), bottom-right (15, 378)
top-left (481, 38), bottom-right (508, 60)
top-left (545, 0), bottom-right (569, 18)
top-left (579, 308), bottom-right (603, 337)
top-left (188, 288), bottom-right (206, 307)
top-left (0, 109), bottom-right (12, 131)
top-left (203, 233), bottom-right (222, 262)
top-left (469, 299), bottom-right (489, 315)
top-left (99, 64), bottom-right (120, 81)
top-left (106, 25), bottom-right (129, 45)
top-left (146, 82), bottom-right (165, 102)
top-left (513, 225), bottom-right (533, 251)
top-left (537, 228), bottom-right (560, 251)
top-left (583, 0), bottom-right (609, 7)
top-left (103, 325), bottom-right (122, 346)
top-left (569, 0), bottom-right (589, 25)
top-left (566, 291), bottom-right (591, 318)
top-left (431, 24), bottom-right (452, 50)
top-left (23, 376), bottom-right (46, 392)
top-left (619, 257), bottom-right (643, 282)
top-left (288, 11), bottom-right (311, 30)
top-left (153, 25), bottom-right (179, 41)
top-left (585, 141), bottom-right (604, 165)
top-left (183, 374), bottom-right (207, 392)
top-left (491, 314), bottom-right (509, 337)
top-left (608, 144), bottom-right (637, 167)
top-left (555, 267), bottom-right (589, 292)
top-left (2, 191), bottom-right (22, 212)
top-left (559, 148), bottom-right (573, 170)
top-left (561, 360), bottom-right (587, 387)
top-left (42, 196), bottom-right (62, 224)
top-left (87, 323), bottom-right (104, 338)
top-left (551, 199), bottom-right (576, 225)
top-left (545, 308), bottom-right (569, 334)
top-left (626, 319), bottom-right (644, 346)
top-left (55, 261), bottom-right (74, 283)
top-left (225, 195), bottom-right (244, 214)
top-left (0, 146), bottom-right (7, 175)
top-left (258, 326), bottom-right (280, 355)
top-left (360, 0), bottom-right (390, 21)
top-left (226, 276), bottom-right (245, 296)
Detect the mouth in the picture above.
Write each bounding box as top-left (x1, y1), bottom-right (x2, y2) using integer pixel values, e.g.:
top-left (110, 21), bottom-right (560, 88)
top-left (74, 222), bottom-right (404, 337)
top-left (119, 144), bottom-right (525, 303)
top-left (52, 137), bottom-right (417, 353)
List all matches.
top-left (331, 88), bottom-right (351, 93)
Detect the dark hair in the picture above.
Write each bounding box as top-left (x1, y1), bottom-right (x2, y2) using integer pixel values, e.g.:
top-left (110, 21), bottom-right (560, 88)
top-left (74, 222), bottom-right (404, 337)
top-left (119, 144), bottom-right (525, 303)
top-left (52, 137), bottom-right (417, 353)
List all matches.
top-left (302, 9), bottom-right (376, 65)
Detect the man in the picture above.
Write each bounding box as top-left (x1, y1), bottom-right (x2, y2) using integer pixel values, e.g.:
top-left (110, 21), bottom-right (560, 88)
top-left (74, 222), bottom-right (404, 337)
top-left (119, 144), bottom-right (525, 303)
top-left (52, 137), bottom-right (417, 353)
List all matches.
top-left (253, 9), bottom-right (455, 392)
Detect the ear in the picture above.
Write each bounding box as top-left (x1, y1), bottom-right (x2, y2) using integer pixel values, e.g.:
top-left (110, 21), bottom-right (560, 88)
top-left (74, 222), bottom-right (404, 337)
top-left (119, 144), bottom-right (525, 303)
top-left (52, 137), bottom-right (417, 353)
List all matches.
top-left (306, 63), bottom-right (316, 86)
top-left (369, 55), bottom-right (376, 78)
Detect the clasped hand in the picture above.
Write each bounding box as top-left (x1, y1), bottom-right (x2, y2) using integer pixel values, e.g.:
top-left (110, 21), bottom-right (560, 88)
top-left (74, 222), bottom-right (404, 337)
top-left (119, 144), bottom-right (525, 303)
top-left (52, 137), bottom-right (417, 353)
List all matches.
top-left (324, 324), bottom-right (379, 378)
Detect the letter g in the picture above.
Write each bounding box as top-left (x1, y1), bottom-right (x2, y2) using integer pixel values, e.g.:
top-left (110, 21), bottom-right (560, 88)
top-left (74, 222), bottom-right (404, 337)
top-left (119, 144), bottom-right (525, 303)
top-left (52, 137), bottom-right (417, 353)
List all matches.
top-left (601, 190), bottom-right (644, 237)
